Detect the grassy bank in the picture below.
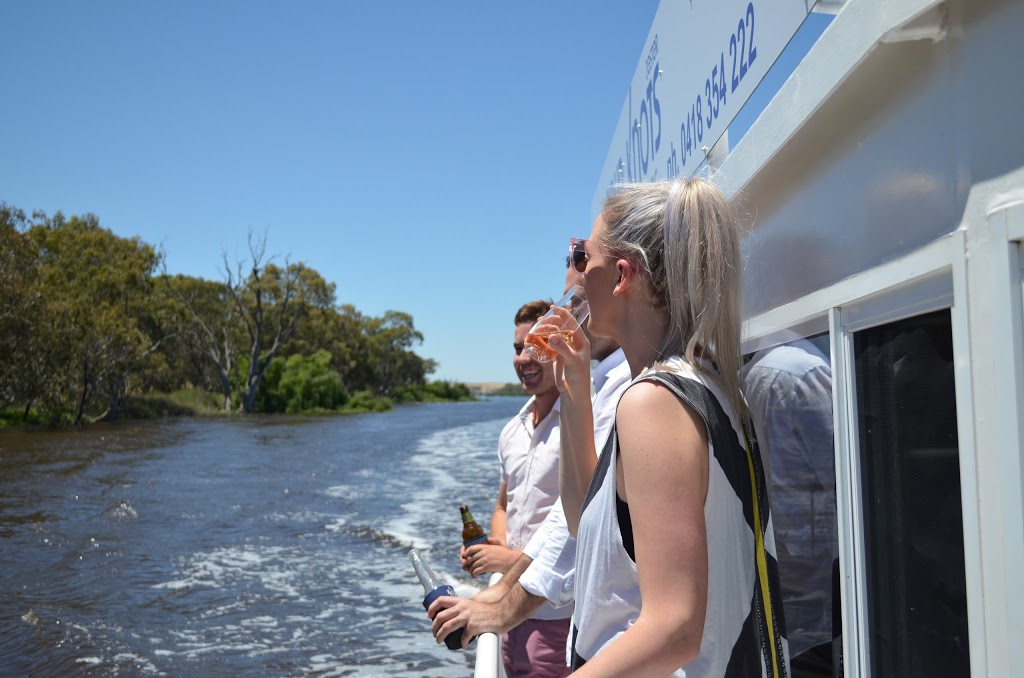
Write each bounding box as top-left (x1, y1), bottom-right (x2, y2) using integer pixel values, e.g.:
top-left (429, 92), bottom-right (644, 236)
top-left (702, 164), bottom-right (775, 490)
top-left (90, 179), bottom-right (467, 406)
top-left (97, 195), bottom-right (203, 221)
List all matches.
top-left (0, 383), bottom-right (483, 429)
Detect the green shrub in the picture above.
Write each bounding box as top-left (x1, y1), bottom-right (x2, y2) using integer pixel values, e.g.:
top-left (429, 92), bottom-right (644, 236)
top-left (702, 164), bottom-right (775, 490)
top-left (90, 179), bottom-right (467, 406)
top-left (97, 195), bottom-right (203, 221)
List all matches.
top-left (393, 380), bottom-right (475, 403)
top-left (0, 409), bottom-right (43, 427)
top-left (344, 390), bottom-right (393, 412)
top-left (256, 350), bottom-right (349, 413)
top-left (123, 388), bottom-right (224, 418)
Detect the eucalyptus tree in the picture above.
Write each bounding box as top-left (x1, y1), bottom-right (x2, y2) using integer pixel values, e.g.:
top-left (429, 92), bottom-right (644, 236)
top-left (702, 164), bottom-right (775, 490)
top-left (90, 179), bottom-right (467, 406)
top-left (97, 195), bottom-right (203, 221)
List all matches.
top-left (225, 236), bottom-right (336, 413)
top-left (160, 273), bottom-right (240, 410)
top-left (363, 310), bottom-right (437, 396)
top-left (0, 204), bottom-right (43, 417)
top-left (24, 212), bottom-right (162, 424)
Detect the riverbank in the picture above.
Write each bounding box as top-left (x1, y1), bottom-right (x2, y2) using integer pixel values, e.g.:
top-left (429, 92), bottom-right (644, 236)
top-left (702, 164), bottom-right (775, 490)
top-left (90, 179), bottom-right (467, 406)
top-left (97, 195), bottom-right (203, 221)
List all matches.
top-left (1, 381), bottom-right (510, 430)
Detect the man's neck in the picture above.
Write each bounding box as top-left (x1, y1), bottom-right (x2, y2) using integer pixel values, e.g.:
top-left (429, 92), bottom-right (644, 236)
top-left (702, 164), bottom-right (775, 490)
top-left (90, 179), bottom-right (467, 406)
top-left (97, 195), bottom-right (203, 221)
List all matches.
top-left (531, 388), bottom-right (559, 426)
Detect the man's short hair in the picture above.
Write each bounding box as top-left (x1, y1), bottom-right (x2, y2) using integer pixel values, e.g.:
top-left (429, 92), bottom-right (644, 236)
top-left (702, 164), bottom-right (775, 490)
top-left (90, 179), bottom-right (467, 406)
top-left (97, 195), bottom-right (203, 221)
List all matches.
top-left (515, 299), bottom-right (552, 326)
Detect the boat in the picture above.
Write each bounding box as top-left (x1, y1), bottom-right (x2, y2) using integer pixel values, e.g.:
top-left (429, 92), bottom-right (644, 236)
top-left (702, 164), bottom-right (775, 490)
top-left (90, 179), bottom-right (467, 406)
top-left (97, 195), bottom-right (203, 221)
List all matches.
top-left (477, 0), bottom-right (1023, 674)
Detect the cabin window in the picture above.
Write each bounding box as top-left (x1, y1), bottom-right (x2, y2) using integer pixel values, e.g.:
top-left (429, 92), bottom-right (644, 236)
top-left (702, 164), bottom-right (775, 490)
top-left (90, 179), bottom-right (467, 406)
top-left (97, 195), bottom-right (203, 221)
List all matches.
top-left (741, 331), bottom-right (839, 672)
top-left (853, 309), bottom-right (970, 677)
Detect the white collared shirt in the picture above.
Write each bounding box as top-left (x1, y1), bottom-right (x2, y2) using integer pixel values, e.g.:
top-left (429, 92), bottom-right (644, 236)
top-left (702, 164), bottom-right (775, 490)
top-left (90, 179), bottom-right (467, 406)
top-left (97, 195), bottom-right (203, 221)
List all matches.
top-left (499, 394), bottom-right (561, 553)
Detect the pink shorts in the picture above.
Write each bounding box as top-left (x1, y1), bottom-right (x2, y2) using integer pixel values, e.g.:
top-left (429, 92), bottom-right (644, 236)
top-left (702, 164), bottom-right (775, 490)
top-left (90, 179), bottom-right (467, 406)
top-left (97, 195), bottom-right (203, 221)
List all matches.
top-left (501, 617), bottom-right (571, 678)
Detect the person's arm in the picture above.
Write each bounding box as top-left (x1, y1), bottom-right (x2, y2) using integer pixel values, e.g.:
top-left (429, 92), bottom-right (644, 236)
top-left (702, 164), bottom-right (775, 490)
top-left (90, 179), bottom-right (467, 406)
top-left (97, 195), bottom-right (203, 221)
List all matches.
top-left (519, 500), bottom-right (576, 608)
top-left (428, 555), bottom-right (547, 646)
top-left (491, 482), bottom-right (508, 545)
top-left (546, 319), bottom-right (595, 534)
top-left (471, 555), bottom-right (531, 604)
top-left (574, 382), bottom-right (710, 677)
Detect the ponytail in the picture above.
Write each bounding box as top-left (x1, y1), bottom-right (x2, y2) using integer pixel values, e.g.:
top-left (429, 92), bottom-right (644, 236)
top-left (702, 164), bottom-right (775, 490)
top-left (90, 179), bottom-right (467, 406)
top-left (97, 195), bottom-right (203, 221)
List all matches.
top-left (603, 177), bottom-right (745, 418)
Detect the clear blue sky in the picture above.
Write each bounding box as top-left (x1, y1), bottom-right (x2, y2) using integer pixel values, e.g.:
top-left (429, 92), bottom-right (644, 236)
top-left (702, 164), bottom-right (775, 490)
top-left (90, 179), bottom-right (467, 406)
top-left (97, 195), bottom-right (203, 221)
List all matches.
top-left (1, 2), bottom-right (830, 384)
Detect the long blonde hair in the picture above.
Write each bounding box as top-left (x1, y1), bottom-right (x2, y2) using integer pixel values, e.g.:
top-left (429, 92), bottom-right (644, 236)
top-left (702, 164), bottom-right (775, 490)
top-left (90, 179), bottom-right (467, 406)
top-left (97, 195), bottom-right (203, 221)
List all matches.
top-left (601, 177), bottom-right (744, 417)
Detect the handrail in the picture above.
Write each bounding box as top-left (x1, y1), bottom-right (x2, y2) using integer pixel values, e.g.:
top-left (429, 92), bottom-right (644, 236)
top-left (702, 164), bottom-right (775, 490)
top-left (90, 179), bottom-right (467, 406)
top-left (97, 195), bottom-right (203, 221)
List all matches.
top-left (472, 572), bottom-right (507, 678)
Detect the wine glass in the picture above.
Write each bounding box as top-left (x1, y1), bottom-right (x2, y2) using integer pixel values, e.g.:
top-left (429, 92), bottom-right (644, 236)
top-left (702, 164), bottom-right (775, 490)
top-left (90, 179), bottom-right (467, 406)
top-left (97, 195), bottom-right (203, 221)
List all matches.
top-left (523, 285), bottom-right (589, 362)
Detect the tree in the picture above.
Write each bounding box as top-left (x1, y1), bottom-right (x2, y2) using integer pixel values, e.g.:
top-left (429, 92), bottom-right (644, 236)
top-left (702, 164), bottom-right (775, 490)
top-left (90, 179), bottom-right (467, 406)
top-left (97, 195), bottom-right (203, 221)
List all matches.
top-left (284, 303), bottom-right (374, 394)
top-left (0, 204), bottom-right (43, 417)
top-left (225, 234), bottom-right (336, 413)
top-left (160, 273), bottom-right (240, 410)
top-left (23, 212), bottom-right (162, 424)
top-left (364, 310), bottom-right (437, 396)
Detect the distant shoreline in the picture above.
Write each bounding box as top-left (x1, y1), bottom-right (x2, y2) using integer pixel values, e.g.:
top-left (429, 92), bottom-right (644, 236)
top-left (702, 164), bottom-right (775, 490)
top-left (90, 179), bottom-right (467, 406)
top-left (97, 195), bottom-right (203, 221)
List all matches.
top-left (464, 383), bottom-right (526, 397)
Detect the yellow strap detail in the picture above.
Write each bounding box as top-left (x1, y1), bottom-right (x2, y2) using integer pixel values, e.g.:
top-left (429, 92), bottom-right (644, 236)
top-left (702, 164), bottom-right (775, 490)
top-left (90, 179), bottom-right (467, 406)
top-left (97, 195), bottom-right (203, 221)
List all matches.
top-left (744, 429), bottom-right (781, 678)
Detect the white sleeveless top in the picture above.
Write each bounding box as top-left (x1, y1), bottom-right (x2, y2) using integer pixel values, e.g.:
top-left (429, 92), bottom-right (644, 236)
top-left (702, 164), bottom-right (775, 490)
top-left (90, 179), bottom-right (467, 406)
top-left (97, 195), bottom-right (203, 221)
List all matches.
top-left (571, 356), bottom-right (790, 677)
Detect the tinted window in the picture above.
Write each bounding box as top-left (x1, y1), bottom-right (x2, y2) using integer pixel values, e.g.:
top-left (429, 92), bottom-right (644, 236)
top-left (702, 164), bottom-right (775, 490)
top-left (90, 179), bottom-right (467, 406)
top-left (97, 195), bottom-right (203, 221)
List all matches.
top-left (854, 309), bottom-right (969, 677)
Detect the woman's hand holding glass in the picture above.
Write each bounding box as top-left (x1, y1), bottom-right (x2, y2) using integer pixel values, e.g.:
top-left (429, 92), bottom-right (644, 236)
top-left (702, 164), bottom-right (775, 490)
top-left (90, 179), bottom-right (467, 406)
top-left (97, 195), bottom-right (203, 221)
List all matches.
top-left (523, 286), bottom-right (589, 362)
top-left (540, 304), bottom-right (592, 403)
top-left (541, 297), bottom-right (598, 535)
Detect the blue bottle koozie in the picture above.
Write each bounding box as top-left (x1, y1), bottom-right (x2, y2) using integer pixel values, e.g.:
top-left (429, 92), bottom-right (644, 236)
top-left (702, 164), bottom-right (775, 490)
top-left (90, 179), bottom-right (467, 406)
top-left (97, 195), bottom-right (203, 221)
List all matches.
top-left (410, 549), bottom-right (467, 651)
top-left (422, 583), bottom-right (465, 650)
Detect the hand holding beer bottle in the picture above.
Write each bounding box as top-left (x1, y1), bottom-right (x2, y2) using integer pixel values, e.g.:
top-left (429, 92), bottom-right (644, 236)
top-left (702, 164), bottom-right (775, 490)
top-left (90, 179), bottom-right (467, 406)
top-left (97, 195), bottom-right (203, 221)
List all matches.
top-left (459, 503), bottom-right (494, 578)
top-left (459, 503), bottom-right (519, 577)
top-left (460, 504), bottom-right (487, 547)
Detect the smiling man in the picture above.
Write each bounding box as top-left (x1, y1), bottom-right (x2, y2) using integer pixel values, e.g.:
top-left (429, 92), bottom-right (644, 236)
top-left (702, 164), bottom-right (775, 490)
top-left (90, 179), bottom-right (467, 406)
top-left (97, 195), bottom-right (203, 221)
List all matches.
top-left (459, 298), bottom-right (568, 678)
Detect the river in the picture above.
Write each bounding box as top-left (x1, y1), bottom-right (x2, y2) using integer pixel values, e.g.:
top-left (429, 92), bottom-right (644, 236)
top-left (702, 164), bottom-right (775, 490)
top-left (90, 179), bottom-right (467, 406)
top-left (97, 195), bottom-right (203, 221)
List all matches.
top-left (0, 396), bottom-right (527, 677)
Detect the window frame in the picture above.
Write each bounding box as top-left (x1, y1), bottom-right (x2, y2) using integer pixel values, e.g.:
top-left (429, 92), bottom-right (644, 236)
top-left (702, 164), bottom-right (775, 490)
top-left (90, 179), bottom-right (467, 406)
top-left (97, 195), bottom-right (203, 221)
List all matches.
top-left (741, 229), bottom-right (990, 676)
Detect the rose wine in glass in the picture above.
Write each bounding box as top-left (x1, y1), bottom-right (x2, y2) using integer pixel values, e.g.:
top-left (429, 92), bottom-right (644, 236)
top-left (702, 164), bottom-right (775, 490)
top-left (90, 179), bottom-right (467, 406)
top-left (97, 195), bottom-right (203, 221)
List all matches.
top-left (524, 328), bottom-right (576, 361)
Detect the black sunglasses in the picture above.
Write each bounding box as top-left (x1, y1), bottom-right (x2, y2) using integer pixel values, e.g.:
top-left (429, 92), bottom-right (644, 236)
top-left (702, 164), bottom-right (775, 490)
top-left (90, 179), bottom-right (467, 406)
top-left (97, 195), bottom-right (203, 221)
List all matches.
top-left (567, 237), bottom-right (623, 274)
top-left (565, 239), bottom-right (588, 273)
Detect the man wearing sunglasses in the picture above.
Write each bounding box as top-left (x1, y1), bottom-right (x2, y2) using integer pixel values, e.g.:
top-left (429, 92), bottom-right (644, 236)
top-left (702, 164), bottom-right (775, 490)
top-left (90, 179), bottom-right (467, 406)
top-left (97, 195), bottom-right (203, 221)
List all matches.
top-left (433, 261), bottom-right (631, 676)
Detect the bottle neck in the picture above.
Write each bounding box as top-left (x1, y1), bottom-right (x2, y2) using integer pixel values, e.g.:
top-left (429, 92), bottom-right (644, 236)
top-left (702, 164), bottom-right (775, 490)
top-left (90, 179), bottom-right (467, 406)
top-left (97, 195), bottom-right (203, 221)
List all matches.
top-left (461, 511), bottom-right (475, 525)
top-left (410, 550), bottom-right (443, 592)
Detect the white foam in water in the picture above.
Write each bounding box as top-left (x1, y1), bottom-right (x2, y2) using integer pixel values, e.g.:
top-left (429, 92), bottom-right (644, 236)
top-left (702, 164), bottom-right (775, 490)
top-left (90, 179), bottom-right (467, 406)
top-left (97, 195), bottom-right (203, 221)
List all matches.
top-left (239, 615), bottom-right (277, 628)
top-left (323, 517), bottom-right (347, 532)
top-left (378, 522), bottom-right (433, 551)
top-left (265, 509), bottom-right (328, 524)
top-left (323, 484), bottom-right (358, 499)
top-left (50, 405), bottom-right (518, 677)
top-left (154, 545), bottom-right (305, 601)
top-left (384, 418), bottom-right (505, 548)
top-left (112, 653), bottom-right (160, 674)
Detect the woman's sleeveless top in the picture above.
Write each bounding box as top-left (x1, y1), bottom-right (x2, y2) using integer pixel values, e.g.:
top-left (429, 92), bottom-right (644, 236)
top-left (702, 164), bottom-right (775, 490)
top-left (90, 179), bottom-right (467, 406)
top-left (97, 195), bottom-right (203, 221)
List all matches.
top-left (571, 356), bottom-right (789, 677)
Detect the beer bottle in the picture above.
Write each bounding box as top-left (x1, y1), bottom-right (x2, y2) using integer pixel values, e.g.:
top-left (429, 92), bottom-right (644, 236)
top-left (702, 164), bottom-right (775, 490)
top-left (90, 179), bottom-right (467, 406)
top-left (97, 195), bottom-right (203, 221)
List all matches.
top-left (460, 504), bottom-right (487, 547)
top-left (409, 549), bottom-right (466, 651)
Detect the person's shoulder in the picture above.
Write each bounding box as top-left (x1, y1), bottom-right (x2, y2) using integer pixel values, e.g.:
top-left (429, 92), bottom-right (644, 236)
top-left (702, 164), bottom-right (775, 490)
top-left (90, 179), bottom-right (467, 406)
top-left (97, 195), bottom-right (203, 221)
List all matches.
top-left (616, 380), bottom-right (709, 460)
top-left (618, 377), bottom-right (686, 415)
top-left (746, 342), bottom-right (829, 378)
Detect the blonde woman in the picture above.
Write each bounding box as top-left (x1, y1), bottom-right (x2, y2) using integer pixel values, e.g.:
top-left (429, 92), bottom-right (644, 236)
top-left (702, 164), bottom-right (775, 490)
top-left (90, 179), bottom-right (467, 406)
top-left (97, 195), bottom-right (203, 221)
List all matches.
top-left (545, 177), bottom-right (788, 677)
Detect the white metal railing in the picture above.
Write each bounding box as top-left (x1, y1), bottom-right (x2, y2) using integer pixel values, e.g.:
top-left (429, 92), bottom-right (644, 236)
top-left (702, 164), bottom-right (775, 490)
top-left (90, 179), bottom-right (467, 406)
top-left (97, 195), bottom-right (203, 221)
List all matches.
top-left (472, 572), bottom-right (506, 678)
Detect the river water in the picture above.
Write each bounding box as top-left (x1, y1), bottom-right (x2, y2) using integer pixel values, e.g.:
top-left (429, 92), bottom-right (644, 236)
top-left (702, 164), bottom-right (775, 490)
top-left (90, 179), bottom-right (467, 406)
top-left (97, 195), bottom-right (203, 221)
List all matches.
top-left (0, 396), bottom-right (526, 677)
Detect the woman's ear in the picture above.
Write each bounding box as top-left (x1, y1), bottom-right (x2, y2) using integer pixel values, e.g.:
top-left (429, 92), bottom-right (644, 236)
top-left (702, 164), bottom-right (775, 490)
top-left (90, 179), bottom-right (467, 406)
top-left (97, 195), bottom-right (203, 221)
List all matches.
top-left (612, 258), bottom-right (637, 296)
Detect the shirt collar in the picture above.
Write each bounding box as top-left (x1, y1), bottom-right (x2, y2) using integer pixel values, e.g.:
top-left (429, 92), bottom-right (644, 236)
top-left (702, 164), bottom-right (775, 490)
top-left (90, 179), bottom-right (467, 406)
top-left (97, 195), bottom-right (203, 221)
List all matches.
top-left (591, 348), bottom-right (626, 394)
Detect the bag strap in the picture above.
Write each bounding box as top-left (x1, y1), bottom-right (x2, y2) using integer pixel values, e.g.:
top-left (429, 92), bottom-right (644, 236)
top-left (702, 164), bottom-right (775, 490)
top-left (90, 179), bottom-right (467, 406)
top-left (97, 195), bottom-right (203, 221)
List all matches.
top-left (741, 424), bottom-right (788, 678)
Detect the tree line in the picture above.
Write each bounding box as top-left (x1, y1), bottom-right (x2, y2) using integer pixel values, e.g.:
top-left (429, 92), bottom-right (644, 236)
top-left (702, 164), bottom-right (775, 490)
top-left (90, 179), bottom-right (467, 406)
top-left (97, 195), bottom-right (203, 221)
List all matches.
top-left (0, 203), bottom-right (469, 426)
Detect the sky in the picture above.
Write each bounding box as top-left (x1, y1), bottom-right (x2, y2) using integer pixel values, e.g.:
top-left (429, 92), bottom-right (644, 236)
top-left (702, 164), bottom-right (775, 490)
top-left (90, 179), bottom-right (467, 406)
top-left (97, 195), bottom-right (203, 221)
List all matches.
top-left (1, 2), bottom-right (831, 384)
